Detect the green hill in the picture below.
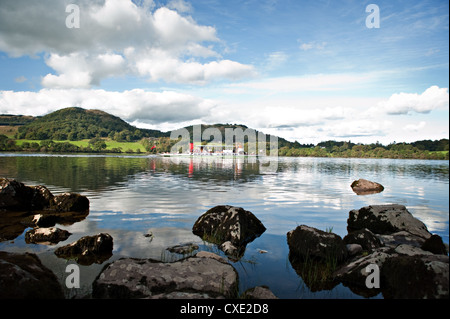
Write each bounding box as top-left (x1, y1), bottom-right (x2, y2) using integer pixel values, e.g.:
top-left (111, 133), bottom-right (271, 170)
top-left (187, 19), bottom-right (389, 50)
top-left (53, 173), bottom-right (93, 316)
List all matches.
top-left (16, 107), bottom-right (168, 141)
top-left (178, 123), bottom-right (305, 149)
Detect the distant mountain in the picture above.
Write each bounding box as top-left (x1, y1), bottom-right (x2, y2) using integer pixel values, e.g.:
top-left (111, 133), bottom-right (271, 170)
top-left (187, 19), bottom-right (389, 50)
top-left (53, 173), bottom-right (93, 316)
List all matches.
top-left (13, 107), bottom-right (299, 147)
top-left (16, 107), bottom-right (168, 141)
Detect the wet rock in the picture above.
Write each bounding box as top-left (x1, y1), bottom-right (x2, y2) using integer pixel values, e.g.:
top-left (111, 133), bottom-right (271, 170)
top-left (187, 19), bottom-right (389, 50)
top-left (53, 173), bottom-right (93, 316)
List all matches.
top-left (346, 244), bottom-right (363, 256)
top-left (0, 251), bottom-right (64, 299)
top-left (0, 178), bottom-right (89, 242)
top-left (376, 230), bottom-right (427, 248)
top-left (0, 178), bottom-right (34, 211)
top-left (381, 254), bottom-right (449, 299)
top-left (334, 247), bottom-right (395, 297)
top-left (347, 204), bottom-right (431, 239)
top-left (49, 193), bottom-right (89, 213)
top-left (350, 179), bottom-right (384, 195)
top-left (166, 243), bottom-right (199, 255)
top-left (335, 204), bottom-right (449, 298)
top-left (25, 227), bottom-right (71, 244)
top-left (192, 205), bottom-right (266, 259)
top-left (343, 228), bottom-right (383, 252)
top-left (0, 178), bottom-right (89, 213)
top-left (54, 233), bottom-right (113, 265)
top-left (421, 234), bottom-right (447, 255)
top-left (287, 225), bottom-right (347, 292)
top-left (287, 225), bottom-right (347, 263)
top-left (219, 241), bottom-right (240, 258)
top-left (29, 185), bottom-right (55, 210)
top-left (92, 252), bottom-right (238, 299)
top-left (242, 286), bottom-right (278, 299)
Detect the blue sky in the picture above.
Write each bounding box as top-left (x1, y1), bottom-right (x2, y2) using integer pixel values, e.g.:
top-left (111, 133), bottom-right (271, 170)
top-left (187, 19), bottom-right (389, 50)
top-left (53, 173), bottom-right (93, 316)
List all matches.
top-left (0, 0), bottom-right (448, 144)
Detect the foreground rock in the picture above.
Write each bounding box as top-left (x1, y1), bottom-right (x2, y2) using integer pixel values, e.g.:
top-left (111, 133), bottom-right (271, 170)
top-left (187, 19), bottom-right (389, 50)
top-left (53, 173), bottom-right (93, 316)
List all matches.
top-left (54, 233), bottom-right (113, 265)
top-left (347, 204), bottom-right (431, 239)
top-left (0, 251), bottom-right (64, 299)
top-left (0, 178), bottom-right (89, 212)
top-left (0, 178), bottom-right (89, 242)
top-left (25, 227), bottom-right (71, 244)
top-left (286, 225), bottom-right (347, 291)
top-left (242, 286), bottom-right (278, 299)
top-left (286, 204), bottom-right (448, 298)
top-left (287, 225), bottom-right (347, 263)
top-left (192, 205), bottom-right (266, 260)
top-left (92, 252), bottom-right (238, 299)
top-left (336, 204), bottom-right (448, 298)
top-left (350, 179), bottom-right (384, 195)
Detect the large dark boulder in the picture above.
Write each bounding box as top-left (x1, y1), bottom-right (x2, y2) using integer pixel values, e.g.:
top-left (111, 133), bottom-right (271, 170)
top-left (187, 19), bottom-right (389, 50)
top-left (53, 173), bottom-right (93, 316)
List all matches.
top-left (0, 178), bottom-right (89, 213)
top-left (92, 252), bottom-right (238, 299)
top-left (192, 205), bottom-right (266, 259)
top-left (287, 225), bottom-right (348, 263)
top-left (381, 254), bottom-right (449, 299)
top-left (0, 178), bottom-right (46, 211)
top-left (0, 178), bottom-right (89, 242)
top-left (49, 193), bottom-right (89, 212)
top-left (54, 233), bottom-right (113, 265)
top-left (347, 205), bottom-right (431, 239)
top-left (0, 251), bottom-right (64, 299)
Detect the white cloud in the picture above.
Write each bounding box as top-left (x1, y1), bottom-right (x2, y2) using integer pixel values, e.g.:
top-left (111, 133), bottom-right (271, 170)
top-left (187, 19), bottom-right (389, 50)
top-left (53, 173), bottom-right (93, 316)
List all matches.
top-left (0, 89), bottom-right (214, 125)
top-left (0, 0), bottom-right (254, 87)
top-left (404, 121), bottom-right (426, 131)
top-left (167, 0), bottom-right (193, 13)
top-left (380, 86), bottom-right (449, 115)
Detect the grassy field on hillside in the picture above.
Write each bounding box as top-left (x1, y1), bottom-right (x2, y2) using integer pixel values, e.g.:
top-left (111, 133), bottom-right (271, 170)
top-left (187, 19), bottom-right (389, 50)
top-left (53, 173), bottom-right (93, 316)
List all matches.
top-left (15, 139), bottom-right (146, 153)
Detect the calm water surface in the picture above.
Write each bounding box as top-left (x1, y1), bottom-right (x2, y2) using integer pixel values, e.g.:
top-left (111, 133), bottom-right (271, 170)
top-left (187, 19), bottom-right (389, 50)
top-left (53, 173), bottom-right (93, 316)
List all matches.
top-left (0, 154), bottom-right (448, 298)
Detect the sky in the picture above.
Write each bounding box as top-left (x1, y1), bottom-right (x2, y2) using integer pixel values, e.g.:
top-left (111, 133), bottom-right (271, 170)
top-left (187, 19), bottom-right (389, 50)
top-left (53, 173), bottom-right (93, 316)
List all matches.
top-left (0, 0), bottom-right (448, 144)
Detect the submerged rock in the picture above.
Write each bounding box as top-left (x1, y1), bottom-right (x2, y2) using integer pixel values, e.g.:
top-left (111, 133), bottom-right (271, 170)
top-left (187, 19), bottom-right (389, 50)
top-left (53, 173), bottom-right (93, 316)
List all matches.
top-left (25, 227), bottom-right (71, 244)
top-left (166, 243), bottom-right (199, 255)
top-left (92, 252), bottom-right (238, 299)
top-left (54, 233), bottom-right (113, 265)
top-left (0, 251), bottom-right (64, 299)
top-left (350, 179), bottom-right (384, 195)
top-left (192, 205), bottom-right (266, 259)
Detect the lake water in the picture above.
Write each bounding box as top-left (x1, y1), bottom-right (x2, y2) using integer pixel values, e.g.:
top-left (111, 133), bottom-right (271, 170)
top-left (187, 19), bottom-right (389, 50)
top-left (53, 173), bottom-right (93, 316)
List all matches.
top-left (0, 154), bottom-right (448, 299)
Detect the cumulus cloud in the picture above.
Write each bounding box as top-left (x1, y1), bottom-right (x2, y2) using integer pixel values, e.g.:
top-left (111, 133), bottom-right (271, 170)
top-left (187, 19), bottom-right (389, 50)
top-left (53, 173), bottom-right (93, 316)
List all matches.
top-left (0, 89), bottom-right (214, 125)
top-left (380, 86), bottom-right (449, 115)
top-left (0, 0), bottom-right (255, 87)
